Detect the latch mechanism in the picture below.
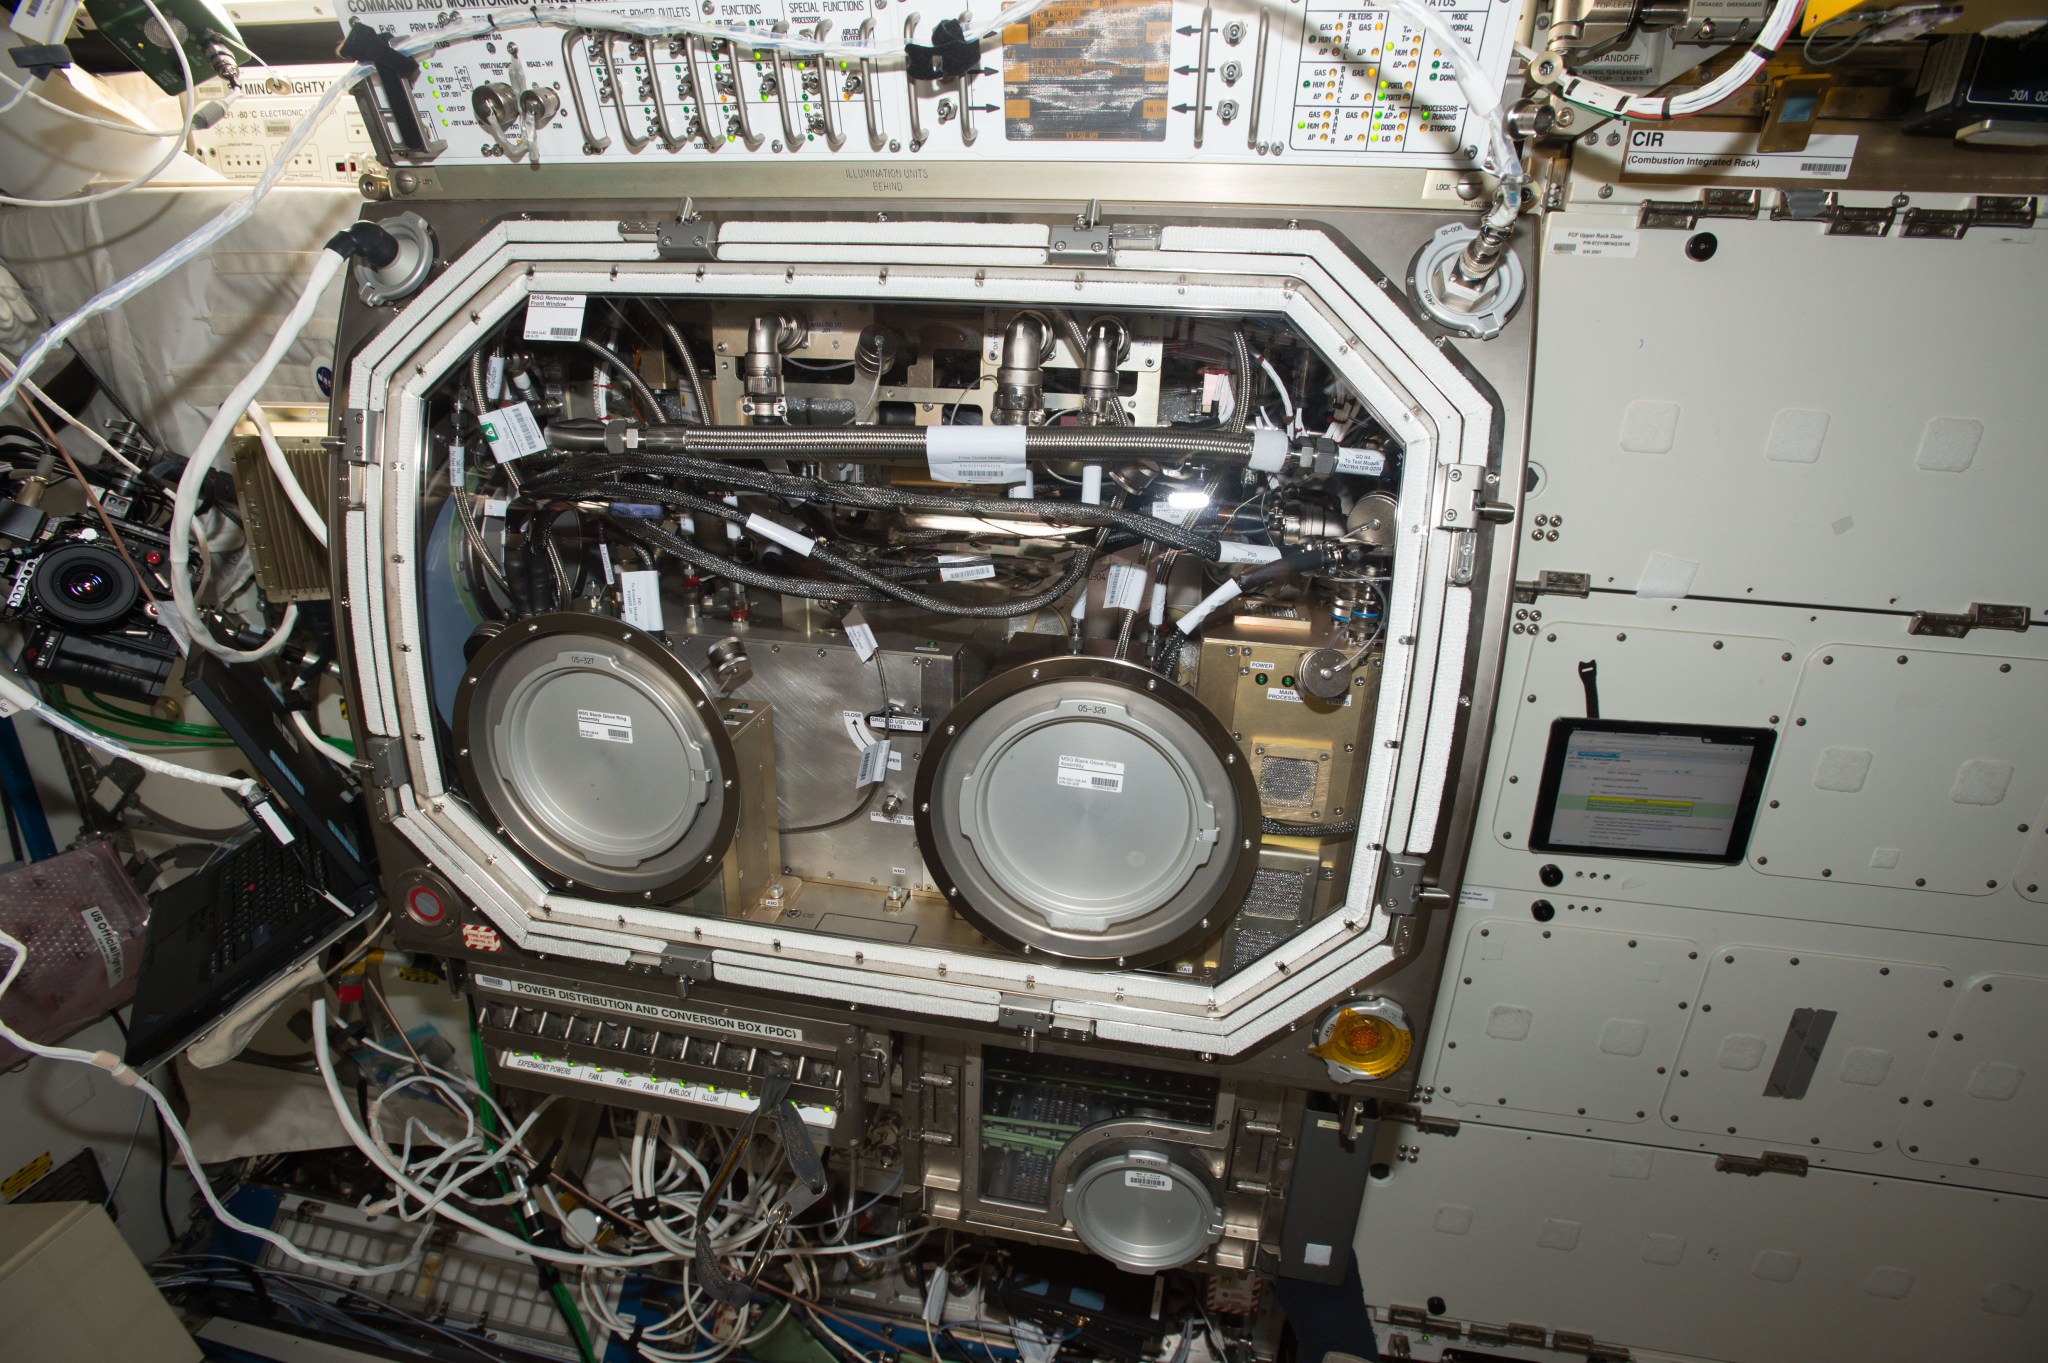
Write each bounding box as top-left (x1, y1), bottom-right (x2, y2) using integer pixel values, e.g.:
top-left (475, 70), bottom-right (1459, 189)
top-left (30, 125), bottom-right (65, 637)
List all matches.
top-left (1906, 602), bottom-right (2030, 638)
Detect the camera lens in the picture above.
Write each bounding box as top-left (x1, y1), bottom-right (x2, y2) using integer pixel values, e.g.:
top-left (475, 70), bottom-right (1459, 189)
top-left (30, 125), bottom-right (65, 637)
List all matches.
top-left (30, 542), bottom-right (139, 629)
top-left (60, 564), bottom-right (113, 604)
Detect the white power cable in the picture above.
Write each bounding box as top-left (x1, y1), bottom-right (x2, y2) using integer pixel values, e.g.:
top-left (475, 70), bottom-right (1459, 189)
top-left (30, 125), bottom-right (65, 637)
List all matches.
top-left (0, 664), bottom-right (260, 797)
top-left (0, 926), bottom-right (423, 1279)
top-left (1547, 0), bottom-right (1805, 120)
top-left (167, 248), bottom-right (344, 661)
top-left (310, 997), bottom-right (691, 1269)
top-left (0, 352), bottom-right (146, 475)
top-left (0, 64), bottom-right (367, 418)
top-left (290, 709), bottom-right (354, 769)
top-left (249, 401), bottom-right (327, 547)
top-left (1380, 0), bottom-right (1524, 190)
top-left (0, 0), bottom-right (199, 209)
top-left (0, 66), bottom-right (191, 138)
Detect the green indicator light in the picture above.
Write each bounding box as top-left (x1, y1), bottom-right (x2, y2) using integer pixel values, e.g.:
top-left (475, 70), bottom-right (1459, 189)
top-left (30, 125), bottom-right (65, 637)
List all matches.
top-left (1254, 673), bottom-right (1269, 686)
top-left (1280, 675), bottom-right (1296, 689)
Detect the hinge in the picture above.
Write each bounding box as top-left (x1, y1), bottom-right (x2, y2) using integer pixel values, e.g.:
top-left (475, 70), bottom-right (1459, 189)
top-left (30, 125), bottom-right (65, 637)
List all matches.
top-left (361, 734), bottom-right (410, 789)
top-left (658, 943), bottom-right (715, 992)
top-left (648, 196), bottom-right (718, 261)
top-left (1715, 1150), bottom-right (1809, 1177)
top-left (1906, 602), bottom-right (2031, 638)
top-left (1513, 569), bottom-right (1591, 605)
top-left (654, 218), bottom-right (719, 261)
top-left (1902, 195), bottom-right (2038, 240)
top-left (1383, 1102), bottom-right (1461, 1136)
top-left (1377, 854), bottom-right (1427, 917)
top-left (996, 995), bottom-right (1057, 1033)
top-left (1770, 189), bottom-right (1894, 237)
top-left (1638, 188), bottom-right (1759, 231)
top-left (1439, 462), bottom-right (1487, 529)
top-left (1048, 197), bottom-right (1116, 265)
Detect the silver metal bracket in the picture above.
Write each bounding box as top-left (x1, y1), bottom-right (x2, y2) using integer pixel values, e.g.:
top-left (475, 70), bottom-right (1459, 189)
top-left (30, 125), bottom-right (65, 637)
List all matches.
top-left (1902, 195), bottom-right (2037, 240)
top-left (1512, 569), bottom-right (1590, 605)
top-left (996, 995), bottom-right (1058, 1033)
top-left (1377, 854), bottom-right (1428, 917)
top-left (361, 734), bottom-right (411, 790)
top-left (656, 218), bottom-right (719, 261)
top-left (659, 943), bottom-right (716, 990)
top-left (1638, 188), bottom-right (1759, 231)
top-left (1049, 199), bottom-right (1115, 266)
top-left (1906, 602), bottom-right (2030, 638)
top-left (1383, 1102), bottom-right (1460, 1136)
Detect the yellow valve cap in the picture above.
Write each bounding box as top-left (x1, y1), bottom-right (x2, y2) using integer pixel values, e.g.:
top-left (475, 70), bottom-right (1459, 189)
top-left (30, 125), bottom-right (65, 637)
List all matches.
top-left (1309, 1006), bottom-right (1413, 1078)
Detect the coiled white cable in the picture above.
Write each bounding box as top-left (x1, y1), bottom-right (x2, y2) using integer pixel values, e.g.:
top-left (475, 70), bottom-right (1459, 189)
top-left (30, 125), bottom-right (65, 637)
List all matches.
top-left (166, 249), bottom-right (345, 661)
top-left (1547, 0), bottom-right (1805, 121)
top-left (249, 401), bottom-right (327, 547)
top-left (0, 927), bottom-right (424, 1278)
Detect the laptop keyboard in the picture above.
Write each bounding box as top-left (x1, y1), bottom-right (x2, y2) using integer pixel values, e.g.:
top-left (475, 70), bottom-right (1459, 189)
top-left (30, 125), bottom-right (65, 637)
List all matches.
top-left (194, 835), bottom-right (329, 978)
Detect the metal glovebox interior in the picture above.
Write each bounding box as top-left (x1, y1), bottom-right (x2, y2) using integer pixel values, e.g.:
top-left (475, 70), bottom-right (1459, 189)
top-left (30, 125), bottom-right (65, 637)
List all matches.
top-left (331, 197), bottom-right (1532, 1077)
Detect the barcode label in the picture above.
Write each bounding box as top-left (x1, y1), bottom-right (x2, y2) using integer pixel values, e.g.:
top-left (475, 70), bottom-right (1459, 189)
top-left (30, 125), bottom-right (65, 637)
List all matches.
top-left (480, 401), bottom-right (546, 459)
top-left (1056, 754), bottom-right (1125, 794)
top-left (1103, 563), bottom-right (1148, 612)
top-left (937, 554), bottom-right (996, 582)
top-left (1800, 162), bottom-right (1848, 175)
top-left (577, 709), bottom-right (633, 743)
top-left (1550, 227), bottom-right (1638, 260)
top-left (1124, 1169), bottom-right (1173, 1190)
top-left (857, 739), bottom-right (892, 788)
top-left (9, 0), bottom-right (80, 47)
top-left (523, 293), bottom-right (588, 342)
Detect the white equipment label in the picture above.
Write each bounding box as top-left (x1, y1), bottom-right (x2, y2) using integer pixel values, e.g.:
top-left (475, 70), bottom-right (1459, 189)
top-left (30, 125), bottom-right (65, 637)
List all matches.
top-left (252, 800), bottom-right (296, 844)
top-left (1124, 1169), bottom-right (1174, 1190)
top-left (1103, 563), bottom-right (1148, 612)
top-left (1623, 130), bottom-right (1858, 180)
top-left (1057, 755), bottom-right (1125, 793)
top-left (8, 0), bottom-right (81, 46)
top-left (1334, 447), bottom-right (1387, 475)
top-left (1551, 226), bottom-right (1640, 259)
top-left (480, 402), bottom-right (546, 459)
top-left (926, 426), bottom-right (1027, 485)
top-left (577, 709), bottom-right (633, 743)
top-left (79, 906), bottom-right (123, 987)
top-left (620, 570), bottom-right (664, 631)
top-left (1217, 541), bottom-right (1283, 564)
top-left (523, 293), bottom-right (588, 341)
top-left (845, 612), bottom-right (879, 661)
top-left (937, 554), bottom-right (996, 582)
top-left (499, 1051), bottom-right (837, 1128)
top-left (857, 739), bottom-right (893, 788)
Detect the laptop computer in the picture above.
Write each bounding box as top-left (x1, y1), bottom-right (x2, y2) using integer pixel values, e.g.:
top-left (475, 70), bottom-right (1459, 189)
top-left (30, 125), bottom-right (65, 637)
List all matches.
top-left (122, 652), bottom-right (380, 1072)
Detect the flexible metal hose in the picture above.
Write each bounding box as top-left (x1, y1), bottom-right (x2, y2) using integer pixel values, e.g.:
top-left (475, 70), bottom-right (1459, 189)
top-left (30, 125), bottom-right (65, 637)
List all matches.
top-left (469, 349), bottom-right (489, 414)
top-left (1229, 332), bottom-right (1252, 434)
top-left (1054, 309), bottom-right (1127, 426)
top-left (577, 337), bottom-right (663, 422)
top-left (599, 423), bottom-right (1259, 465)
top-left (1262, 818), bottom-right (1359, 838)
top-left (654, 314), bottom-right (713, 423)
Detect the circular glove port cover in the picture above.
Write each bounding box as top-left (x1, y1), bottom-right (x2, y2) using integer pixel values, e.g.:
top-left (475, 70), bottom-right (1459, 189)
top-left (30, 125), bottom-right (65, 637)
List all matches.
top-left (454, 613), bottom-right (736, 904)
top-left (915, 657), bottom-right (1258, 966)
top-left (1065, 1148), bottom-right (1223, 1273)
